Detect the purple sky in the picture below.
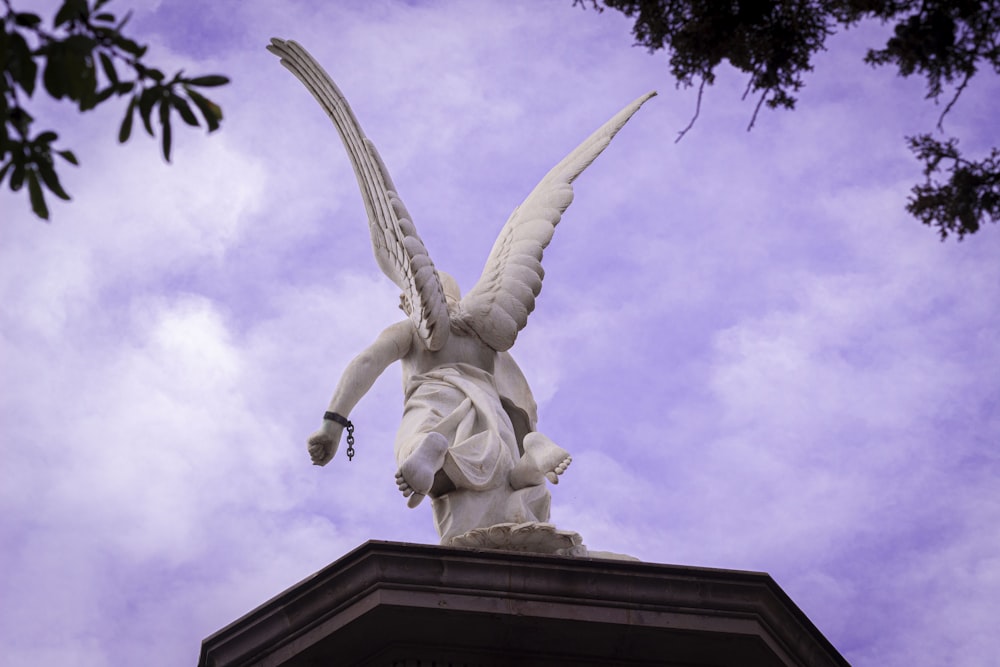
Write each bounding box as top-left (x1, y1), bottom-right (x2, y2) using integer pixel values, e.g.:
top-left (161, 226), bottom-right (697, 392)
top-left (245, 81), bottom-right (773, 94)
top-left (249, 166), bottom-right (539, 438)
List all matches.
top-left (2, 1), bottom-right (998, 665)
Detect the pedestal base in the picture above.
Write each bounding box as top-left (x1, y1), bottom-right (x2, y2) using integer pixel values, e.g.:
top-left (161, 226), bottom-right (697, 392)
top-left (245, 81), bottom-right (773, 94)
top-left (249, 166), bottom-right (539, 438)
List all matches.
top-left (447, 521), bottom-right (587, 556)
top-left (199, 540), bottom-right (848, 667)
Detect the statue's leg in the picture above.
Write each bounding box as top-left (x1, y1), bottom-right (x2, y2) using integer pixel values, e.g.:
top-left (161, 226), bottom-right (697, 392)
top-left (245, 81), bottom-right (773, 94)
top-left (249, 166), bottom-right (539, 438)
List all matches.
top-left (429, 468), bottom-right (456, 496)
top-left (395, 432), bottom-right (449, 508)
top-left (509, 432), bottom-right (572, 490)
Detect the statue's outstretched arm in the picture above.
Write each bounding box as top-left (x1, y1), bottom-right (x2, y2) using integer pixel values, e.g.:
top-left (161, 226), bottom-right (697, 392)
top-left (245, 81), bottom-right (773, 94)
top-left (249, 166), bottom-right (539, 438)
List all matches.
top-left (307, 321), bottom-right (413, 466)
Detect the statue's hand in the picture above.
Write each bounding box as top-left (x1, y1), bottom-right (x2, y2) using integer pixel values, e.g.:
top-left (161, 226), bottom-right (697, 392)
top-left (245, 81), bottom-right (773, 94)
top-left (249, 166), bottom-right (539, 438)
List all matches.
top-left (307, 420), bottom-right (343, 466)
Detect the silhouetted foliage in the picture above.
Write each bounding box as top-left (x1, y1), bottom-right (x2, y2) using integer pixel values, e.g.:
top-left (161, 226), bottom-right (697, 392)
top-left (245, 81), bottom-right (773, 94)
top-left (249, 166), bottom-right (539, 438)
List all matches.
top-left (907, 135), bottom-right (999, 237)
top-left (577, 0), bottom-right (1000, 239)
top-left (1, 0), bottom-right (229, 220)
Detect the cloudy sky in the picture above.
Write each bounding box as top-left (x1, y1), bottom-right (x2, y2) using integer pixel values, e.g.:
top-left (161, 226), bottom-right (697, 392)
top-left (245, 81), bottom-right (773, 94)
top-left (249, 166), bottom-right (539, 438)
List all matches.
top-left (2, 1), bottom-right (998, 665)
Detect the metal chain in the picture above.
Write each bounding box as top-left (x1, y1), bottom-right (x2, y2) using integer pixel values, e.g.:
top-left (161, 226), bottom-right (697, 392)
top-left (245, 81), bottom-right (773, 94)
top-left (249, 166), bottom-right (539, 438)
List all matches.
top-left (323, 412), bottom-right (356, 462)
top-left (345, 422), bottom-right (356, 461)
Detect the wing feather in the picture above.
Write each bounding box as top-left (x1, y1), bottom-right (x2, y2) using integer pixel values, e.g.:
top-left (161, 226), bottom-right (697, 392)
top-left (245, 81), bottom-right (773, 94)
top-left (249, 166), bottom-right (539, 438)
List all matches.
top-left (267, 38), bottom-right (450, 351)
top-left (458, 92), bottom-right (656, 351)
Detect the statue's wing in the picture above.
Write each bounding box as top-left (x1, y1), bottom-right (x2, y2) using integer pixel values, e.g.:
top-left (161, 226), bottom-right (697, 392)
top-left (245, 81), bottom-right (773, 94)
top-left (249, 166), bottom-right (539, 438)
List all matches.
top-left (458, 92), bottom-right (656, 351)
top-left (267, 38), bottom-right (450, 351)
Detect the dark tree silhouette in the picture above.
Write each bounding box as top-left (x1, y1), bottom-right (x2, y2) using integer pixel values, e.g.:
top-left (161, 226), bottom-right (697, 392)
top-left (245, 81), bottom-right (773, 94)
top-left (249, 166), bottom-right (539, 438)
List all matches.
top-left (578, 0), bottom-right (1000, 239)
top-left (2, 0), bottom-right (229, 219)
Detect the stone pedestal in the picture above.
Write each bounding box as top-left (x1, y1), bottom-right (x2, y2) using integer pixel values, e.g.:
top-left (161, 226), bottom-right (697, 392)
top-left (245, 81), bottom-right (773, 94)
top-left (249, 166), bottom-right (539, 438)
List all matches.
top-left (198, 540), bottom-right (848, 666)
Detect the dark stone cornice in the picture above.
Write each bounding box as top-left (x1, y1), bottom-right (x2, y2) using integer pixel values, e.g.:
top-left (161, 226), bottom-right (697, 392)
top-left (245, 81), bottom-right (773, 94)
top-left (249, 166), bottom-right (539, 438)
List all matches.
top-left (199, 540), bottom-right (849, 666)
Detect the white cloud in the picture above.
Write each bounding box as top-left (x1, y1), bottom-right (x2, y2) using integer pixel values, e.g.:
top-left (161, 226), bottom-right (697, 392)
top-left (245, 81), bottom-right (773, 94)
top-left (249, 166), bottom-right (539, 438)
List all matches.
top-left (2, 2), bottom-right (999, 666)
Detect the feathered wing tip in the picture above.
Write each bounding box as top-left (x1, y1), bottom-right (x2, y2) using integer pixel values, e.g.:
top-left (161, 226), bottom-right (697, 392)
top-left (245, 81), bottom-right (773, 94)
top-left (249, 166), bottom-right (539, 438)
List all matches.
top-left (458, 91), bottom-right (657, 352)
top-left (553, 91), bottom-right (657, 185)
top-left (266, 38), bottom-right (450, 351)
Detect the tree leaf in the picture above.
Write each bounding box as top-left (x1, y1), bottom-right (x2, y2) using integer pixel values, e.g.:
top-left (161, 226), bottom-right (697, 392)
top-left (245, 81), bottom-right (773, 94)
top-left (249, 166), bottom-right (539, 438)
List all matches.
top-left (57, 150), bottom-right (79, 165)
top-left (99, 52), bottom-right (119, 85)
top-left (54, 0), bottom-right (89, 27)
top-left (92, 85), bottom-right (117, 105)
top-left (63, 34), bottom-right (97, 54)
top-left (186, 75), bottom-right (230, 87)
top-left (65, 50), bottom-right (91, 103)
top-left (10, 161), bottom-right (26, 192)
top-left (138, 87), bottom-right (158, 136)
top-left (26, 169), bottom-right (50, 220)
top-left (8, 104), bottom-right (34, 128)
top-left (6, 31), bottom-right (38, 96)
top-left (186, 89), bottom-right (222, 132)
top-left (36, 159), bottom-right (72, 201)
top-left (36, 131), bottom-right (58, 144)
top-left (116, 9), bottom-right (133, 31)
top-left (43, 47), bottom-right (68, 100)
top-left (171, 94), bottom-right (200, 127)
top-left (0, 161), bottom-right (13, 186)
top-left (74, 56), bottom-right (100, 109)
top-left (14, 13), bottom-right (42, 28)
top-left (159, 100), bottom-right (172, 162)
top-left (112, 33), bottom-right (145, 57)
top-left (119, 96), bottom-right (137, 143)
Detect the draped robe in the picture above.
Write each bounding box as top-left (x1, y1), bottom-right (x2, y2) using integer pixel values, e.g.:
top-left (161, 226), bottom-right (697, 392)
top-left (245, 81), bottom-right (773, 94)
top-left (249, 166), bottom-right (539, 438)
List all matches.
top-left (394, 361), bottom-right (551, 543)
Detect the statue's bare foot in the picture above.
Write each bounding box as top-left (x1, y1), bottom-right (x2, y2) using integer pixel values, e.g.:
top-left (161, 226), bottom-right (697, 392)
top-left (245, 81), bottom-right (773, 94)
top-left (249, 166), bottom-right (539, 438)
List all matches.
top-left (395, 432), bottom-right (448, 508)
top-left (510, 432), bottom-right (572, 490)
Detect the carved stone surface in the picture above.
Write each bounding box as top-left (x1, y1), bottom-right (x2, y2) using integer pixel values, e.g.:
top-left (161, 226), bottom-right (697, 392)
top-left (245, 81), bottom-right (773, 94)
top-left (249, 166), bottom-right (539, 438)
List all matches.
top-left (197, 541), bottom-right (851, 667)
top-left (267, 38), bottom-right (655, 547)
top-left (448, 521), bottom-right (587, 557)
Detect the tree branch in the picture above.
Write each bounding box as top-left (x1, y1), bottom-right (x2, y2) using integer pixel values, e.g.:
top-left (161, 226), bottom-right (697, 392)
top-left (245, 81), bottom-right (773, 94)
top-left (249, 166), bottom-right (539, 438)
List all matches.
top-left (675, 77), bottom-right (705, 143)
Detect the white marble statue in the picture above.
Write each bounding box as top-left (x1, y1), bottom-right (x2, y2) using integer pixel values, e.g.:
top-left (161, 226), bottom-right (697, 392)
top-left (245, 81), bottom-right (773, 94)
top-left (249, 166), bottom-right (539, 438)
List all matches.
top-left (267, 38), bottom-right (654, 550)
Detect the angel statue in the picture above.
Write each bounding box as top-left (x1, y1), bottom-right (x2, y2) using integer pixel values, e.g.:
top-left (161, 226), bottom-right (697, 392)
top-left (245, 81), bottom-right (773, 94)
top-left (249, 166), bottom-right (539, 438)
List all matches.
top-left (267, 38), bottom-right (654, 551)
